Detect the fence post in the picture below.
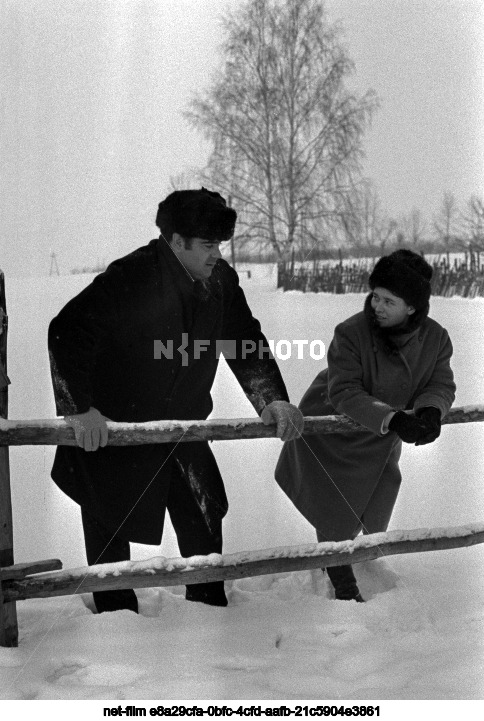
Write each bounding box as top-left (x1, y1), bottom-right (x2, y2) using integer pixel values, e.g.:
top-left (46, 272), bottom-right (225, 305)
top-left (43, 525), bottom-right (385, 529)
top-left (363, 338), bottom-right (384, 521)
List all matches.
top-left (0, 270), bottom-right (18, 647)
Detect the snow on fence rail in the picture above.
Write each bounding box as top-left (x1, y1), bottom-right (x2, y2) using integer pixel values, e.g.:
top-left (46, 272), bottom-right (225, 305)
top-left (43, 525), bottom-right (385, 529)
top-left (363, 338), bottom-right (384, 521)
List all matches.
top-left (0, 404), bottom-right (483, 446)
top-left (2, 524), bottom-right (484, 603)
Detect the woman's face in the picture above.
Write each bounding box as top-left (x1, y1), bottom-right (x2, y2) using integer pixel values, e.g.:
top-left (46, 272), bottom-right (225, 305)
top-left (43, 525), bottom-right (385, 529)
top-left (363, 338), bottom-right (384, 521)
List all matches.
top-left (371, 287), bottom-right (415, 328)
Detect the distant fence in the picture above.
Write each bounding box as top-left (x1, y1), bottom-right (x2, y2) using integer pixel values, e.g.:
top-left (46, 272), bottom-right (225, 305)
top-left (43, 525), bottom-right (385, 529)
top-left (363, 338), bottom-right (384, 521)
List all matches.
top-left (277, 255), bottom-right (484, 298)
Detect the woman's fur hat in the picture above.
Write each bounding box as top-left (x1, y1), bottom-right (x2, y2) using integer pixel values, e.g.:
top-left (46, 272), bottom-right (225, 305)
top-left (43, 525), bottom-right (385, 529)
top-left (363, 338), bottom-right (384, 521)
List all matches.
top-left (156, 187), bottom-right (237, 242)
top-left (369, 249), bottom-right (432, 310)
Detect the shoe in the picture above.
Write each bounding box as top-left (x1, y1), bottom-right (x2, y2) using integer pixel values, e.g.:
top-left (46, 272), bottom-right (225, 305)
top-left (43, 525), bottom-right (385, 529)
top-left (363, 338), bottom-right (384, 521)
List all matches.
top-left (185, 581), bottom-right (228, 607)
top-left (326, 565), bottom-right (365, 602)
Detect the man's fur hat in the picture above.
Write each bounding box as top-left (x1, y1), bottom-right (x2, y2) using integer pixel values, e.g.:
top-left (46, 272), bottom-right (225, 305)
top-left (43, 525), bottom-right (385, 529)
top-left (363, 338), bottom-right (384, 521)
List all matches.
top-left (156, 187), bottom-right (236, 241)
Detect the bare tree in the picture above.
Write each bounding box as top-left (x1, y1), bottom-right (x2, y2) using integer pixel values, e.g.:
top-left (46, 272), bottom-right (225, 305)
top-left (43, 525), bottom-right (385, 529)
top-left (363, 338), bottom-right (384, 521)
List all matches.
top-left (401, 208), bottom-right (426, 248)
top-left (461, 195), bottom-right (484, 252)
top-left (168, 171), bottom-right (201, 192)
top-left (433, 191), bottom-right (458, 256)
top-left (341, 179), bottom-right (397, 254)
top-left (186, 0), bottom-right (377, 260)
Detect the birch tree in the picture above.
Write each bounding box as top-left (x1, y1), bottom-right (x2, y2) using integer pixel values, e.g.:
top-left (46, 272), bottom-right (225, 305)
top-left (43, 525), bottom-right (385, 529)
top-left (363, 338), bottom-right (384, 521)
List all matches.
top-left (186, 0), bottom-right (377, 260)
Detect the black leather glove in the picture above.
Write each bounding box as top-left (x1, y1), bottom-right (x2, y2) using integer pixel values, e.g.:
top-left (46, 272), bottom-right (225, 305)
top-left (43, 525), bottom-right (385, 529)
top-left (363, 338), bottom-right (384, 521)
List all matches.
top-left (414, 406), bottom-right (442, 446)
top-left (388, 411), bottom-right (428, 444)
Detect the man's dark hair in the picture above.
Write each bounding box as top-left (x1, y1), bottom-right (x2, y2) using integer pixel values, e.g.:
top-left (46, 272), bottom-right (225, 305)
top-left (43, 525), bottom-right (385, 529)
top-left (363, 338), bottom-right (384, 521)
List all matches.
top-left (174, 235), bottom-right (195, 249)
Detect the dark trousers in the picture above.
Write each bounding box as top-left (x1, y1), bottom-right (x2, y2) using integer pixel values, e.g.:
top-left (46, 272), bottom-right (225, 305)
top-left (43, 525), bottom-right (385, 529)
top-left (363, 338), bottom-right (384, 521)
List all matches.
top-left (81, 458), bottom-right (223, 613)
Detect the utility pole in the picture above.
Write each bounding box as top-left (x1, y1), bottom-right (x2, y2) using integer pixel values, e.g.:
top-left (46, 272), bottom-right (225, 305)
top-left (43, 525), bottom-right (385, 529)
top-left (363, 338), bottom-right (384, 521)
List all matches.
top-left (49, 252), bottom-right (60, 276)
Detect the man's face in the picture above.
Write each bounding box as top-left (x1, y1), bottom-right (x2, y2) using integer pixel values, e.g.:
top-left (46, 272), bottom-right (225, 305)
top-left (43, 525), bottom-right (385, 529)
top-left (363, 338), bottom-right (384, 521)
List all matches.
top-left (172, 235), bottom-right (223, 280)
top-left (371, 287), bottom-right (415, 328)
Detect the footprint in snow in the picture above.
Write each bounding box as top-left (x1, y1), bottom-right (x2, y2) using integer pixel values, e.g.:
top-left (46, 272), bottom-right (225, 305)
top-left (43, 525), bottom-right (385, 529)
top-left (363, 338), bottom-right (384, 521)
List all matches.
top-left (47, 660), bottom-right (143, 687)
top-left (213, 656), bottom-right (272, 672)
top-left (354, 559), bottom-right (399, 599)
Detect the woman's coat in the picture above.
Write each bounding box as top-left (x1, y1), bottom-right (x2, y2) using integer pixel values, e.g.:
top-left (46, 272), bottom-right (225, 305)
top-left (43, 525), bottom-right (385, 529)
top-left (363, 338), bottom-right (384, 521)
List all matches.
top-left (275, 298), bottom-right (455, 540)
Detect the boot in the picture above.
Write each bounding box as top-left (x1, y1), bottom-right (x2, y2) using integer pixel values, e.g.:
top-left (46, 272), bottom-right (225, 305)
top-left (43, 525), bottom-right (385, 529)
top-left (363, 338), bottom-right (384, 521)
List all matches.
top-left (92, 588), bottom-right (139, 614)
top-left (326, 565), bottom-right (365, 602)
top-left (186, 581), bottom-right (228, 607)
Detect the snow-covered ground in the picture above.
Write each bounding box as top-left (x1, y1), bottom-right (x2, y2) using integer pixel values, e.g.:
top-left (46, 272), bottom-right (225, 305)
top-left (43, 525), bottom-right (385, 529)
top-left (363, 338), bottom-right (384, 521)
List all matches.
top-left (1, 265), bottom-right (484, 708)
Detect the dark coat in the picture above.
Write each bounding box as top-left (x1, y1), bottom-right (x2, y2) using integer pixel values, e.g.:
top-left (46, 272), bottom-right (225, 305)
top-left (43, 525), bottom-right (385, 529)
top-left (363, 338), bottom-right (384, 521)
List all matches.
top-left (275, 297), bottom-right (456, 540)
top-left (49, 238), bottom-right (288, 543)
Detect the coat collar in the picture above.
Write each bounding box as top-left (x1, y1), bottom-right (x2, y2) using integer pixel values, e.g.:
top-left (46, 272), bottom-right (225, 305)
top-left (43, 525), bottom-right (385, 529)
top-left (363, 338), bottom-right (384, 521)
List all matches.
top-left (153, 237), bottom-right (222, 362)
top-left (154, 236), bottom-right (224, 303)
top-left (155, 236), bottom-right (197, 296)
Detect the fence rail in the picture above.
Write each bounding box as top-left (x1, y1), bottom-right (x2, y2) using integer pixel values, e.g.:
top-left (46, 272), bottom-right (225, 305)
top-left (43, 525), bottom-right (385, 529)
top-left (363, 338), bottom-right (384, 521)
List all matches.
top-left (2, 523), bottom-right (484, 603)
top-left (0, 405), bottom-right (483, 446)
top-left (0, 404), bottom-right (484, 447)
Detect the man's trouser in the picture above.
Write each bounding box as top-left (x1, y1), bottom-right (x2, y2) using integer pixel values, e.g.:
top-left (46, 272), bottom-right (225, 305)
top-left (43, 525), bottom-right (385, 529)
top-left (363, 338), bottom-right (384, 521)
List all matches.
top-left (81, 458), bottom-right (224, 613)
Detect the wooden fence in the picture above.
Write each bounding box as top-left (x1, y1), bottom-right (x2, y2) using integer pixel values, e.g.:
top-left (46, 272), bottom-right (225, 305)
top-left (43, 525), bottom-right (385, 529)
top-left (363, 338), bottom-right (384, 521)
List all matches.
top-left (1, 271), bottom-right (484, 648)
top-left (277, 257), bottom-right (484, 298)
top-left (2, 408), bottom-right (484, 648)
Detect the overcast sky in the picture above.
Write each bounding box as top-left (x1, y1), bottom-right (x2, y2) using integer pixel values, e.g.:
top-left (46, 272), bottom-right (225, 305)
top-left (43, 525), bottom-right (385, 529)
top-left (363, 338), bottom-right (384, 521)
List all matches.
top-left (1, 0), bottom-right (483, 277)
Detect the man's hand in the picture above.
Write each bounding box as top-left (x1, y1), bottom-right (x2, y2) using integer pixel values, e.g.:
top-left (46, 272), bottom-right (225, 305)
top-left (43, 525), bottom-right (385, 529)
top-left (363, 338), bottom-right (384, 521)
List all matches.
top-left (65, 407), bottom-right (109, 451)
top-left (260, 400), bottom-right (304, 441)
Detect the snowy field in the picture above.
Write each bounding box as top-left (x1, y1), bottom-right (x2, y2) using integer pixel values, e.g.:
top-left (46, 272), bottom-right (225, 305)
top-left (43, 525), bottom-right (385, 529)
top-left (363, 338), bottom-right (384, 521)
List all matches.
top-left (1, 264), bottom-right (484, 710)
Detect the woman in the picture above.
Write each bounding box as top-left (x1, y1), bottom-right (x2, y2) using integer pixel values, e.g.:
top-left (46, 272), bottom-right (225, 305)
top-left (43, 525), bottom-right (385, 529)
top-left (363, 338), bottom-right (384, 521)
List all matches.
top-left (275, 249), bottom-right (455, 602)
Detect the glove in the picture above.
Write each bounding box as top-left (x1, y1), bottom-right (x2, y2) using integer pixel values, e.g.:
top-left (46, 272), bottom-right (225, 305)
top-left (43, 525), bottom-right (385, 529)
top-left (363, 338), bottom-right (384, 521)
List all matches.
top-left (260, 400), bottom-right (304, 442)
top-left (388, 411), bottom-right (428, 444)
top-left (65, 407), bottom-right (109, 452)
top-left (414, 406), bottom-right (442, 446)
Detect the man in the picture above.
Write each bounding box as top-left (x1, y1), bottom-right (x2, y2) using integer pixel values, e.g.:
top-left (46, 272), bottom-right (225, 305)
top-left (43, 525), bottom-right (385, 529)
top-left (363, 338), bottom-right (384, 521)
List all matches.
top-left (49, 187), bottom-right (303, 613)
